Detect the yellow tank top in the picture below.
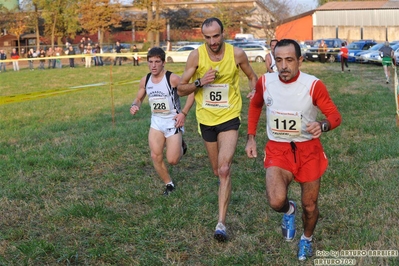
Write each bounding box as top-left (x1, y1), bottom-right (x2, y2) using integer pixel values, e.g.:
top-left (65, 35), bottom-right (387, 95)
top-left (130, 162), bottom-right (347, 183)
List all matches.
top-left (194, 43), bottom-right (241, 126)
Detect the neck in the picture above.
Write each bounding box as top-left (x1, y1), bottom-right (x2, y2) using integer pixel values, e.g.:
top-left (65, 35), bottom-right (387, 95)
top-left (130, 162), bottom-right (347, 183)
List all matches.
top-left (207, 43), bottom-right (225, 61)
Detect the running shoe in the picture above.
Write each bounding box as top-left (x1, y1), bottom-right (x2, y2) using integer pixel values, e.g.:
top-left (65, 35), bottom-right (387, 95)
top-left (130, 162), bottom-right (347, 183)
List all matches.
top-left (163, 184), bottom-right (175, 196)
top-left (214, 222), bottom-right (228, 242)
top-left (298, 239), bottom-right (313, 261)
top-left (281, 200), bottom-right (296, 241)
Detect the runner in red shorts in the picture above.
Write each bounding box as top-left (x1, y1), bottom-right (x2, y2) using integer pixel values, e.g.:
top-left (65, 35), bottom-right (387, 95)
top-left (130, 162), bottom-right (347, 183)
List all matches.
top-left (245, 39), bottom-right (342, 261)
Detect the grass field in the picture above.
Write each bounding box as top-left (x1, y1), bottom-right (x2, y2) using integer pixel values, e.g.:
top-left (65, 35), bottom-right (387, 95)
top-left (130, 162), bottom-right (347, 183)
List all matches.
top-left (1, 59), bottom-right (399, 265)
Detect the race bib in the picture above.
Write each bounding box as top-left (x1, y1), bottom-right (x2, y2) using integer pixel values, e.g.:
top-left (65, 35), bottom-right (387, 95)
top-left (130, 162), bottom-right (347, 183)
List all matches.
top-left (202, 84), bottom-right (229, 108)
top-left (269, 109), bottom-right (301, 137)
top-left (149, 97), bottom-right (170, 113)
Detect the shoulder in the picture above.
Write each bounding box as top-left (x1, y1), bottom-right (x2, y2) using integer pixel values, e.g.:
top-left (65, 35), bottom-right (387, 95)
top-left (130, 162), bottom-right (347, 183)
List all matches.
top-left (168, 72), bottom-right (181, 87)
top-left (140, 74), bottom-right (149, 87)
top-left (233, 45), bottom-right (247, 61)
top-left (186, 48), bottom-right (199, 68)
top-left (232, 45), bottom-right (245, 55)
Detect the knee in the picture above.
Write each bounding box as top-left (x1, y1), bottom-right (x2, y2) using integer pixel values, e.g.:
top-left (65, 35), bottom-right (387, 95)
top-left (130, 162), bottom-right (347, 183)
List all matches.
top-left (218, 163), bottom-right (231, 178)
top-left (150, 152), bottom-right (163, 163)
top-left (302, 201), bottom-right (318, 216)
top-left (167, 157), bottom-right (179, 165)
top-left (267, 194), bottom-right (288, 212)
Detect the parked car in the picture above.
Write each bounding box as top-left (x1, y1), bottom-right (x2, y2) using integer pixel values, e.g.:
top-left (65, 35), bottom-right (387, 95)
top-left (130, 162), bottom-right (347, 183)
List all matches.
top-left (236, 43), bottom-right (268, 62)
top-left (369, 43), bottom-right (399, 65)
top-left (356, 42), bottom-right (386, 63)
top-left (394, 46), bottom-right (399, 65)
top-left (357, 41), bottom-right (399, 64)
top-left (304, 38), bottom-right (344, 63)
top-left (337, 40), bottom-right (376, 63)
top-left (165, 45), bottom-right (200, 63)
top-left (299, 43), bottom-right (309, 58)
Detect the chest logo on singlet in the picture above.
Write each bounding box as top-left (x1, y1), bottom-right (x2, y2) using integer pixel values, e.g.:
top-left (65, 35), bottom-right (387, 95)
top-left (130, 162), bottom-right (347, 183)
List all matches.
top-left (266, 96), bottom-right (273, 107)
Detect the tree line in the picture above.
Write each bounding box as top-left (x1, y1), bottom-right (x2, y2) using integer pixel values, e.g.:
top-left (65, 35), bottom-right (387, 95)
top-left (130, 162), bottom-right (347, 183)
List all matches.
top-left (0, 0), bottom-right (319, 54)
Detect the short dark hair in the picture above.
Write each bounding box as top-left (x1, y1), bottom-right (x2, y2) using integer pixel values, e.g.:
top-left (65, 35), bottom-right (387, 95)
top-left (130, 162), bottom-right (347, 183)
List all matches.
top-left (147, 47), bottom-right (165, 62)
top-left (275, 39), bottom-right (301, 59)
top-left (270, 39), bottom-right (278, 46)
top-left (201, 17), bottom-right (224, 33)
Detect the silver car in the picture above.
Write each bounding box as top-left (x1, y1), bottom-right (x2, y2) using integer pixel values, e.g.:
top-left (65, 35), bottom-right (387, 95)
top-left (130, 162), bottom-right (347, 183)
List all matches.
top-left (236, 44), bottom-right (269, 62)
top-left (357, 42), bottom-right (399, 64)
top-left (165, 45), bottom-right (200, 63)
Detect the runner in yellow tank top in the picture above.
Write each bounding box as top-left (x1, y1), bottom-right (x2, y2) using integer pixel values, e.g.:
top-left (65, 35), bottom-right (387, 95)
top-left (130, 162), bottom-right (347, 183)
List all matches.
top-left (194, 43), bottom-right (240, 126)
top-left (177, 17), bottom-right (258, 242)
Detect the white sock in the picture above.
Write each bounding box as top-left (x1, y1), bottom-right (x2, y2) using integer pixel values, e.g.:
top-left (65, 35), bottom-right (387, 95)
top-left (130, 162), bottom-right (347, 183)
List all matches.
top-left (301, 234), bottom-right (312, 242)
top-left (166, 181), bottom-right (174, 186)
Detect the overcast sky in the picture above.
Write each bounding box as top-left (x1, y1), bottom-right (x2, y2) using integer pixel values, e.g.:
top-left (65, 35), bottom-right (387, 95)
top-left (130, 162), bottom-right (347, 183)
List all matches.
top-left (296, 0), bottom-right (318, 11)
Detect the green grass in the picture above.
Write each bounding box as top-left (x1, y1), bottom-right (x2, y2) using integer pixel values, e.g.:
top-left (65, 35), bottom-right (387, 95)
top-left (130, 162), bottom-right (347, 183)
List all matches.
top-left (1, 60), bottom-right (399, 265)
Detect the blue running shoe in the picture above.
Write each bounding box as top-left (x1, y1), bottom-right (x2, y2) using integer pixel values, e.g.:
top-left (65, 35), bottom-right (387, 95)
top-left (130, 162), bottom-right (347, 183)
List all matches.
top-left (281, 200), bottom-right (296, 241)
top-left (298, 239), bottom-right (313, 261)
top-left (214, 222), bottom-right (228, 242)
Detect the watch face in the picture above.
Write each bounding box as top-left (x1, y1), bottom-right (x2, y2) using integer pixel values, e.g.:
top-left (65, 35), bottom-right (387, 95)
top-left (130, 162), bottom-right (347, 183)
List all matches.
top-left (322, 122), bottom-right (328, 132)
top-left (195, 79), bottom-right (200, 87)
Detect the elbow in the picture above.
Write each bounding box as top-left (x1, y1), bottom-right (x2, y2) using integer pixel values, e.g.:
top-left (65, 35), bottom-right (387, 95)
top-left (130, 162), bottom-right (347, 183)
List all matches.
top-left (177, 88), bottom-right (185, 97)
top-left (177, 86), bottom-right (189, 97)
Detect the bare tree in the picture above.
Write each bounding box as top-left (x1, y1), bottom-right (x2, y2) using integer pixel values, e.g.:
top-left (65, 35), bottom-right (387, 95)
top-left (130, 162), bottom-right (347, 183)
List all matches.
top-left (259, 0), bottom-right (296, 40)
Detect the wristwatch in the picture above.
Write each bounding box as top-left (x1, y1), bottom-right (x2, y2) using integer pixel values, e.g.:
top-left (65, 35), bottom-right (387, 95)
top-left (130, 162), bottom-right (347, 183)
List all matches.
top-left (194, 79), bottom-right (202, 88)
top-left (319, 121), bottom-right (329, 132)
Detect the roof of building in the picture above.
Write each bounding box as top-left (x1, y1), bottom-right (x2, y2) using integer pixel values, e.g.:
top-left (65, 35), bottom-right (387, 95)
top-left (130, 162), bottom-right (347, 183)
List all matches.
top-left (317, 1), bottom-right (399, 11)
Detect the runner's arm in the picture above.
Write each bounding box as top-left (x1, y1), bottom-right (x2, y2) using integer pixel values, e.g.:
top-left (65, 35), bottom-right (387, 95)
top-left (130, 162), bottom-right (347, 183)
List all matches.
top-left (234, 47), bottom-right (258, 93)
top-left (130, 76), bottom-right (147, 115)
top-left (312, 80), bottom-right (342, 130)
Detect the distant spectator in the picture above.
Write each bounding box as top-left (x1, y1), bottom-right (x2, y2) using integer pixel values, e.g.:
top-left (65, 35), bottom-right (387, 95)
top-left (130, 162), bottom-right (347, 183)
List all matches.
top-left (87, 37), bottom-right (93, 46)
top-left (78, 43), bottom-right (85, 62)
top-left (318, 40), bottom-right (327, 63)
top-left (0, 49), bottom-right (7, 72)
top-left (27, 48), bottom-right (36, 71)
top-left (68, 45), bottom-right (76, 68)
top-left (20, 48), bottom-right (26, 58)
top-left (339, 42), bottom-right (349, 72)
top-left (133, 44), bottom-right (139, 66)
top-left (10, 48), bottom-right (19, 71)
top-left (55, 46), bottom-right (63, 69)
top-left (85, 44), bottom-right (92, 68)
top-left (91, 45), bottom-right (97, 66)
top-left (94, 43), bottom-right (103, 66)
top-left (113, 41), bottom-right (123, 66)
top-left (47, 47), bottom-right (55, 68)
top-left (38, 49), bottom-right (46, 70)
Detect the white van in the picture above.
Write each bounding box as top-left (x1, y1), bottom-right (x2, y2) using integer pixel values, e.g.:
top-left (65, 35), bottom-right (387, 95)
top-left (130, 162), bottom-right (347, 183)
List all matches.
top-left (234, 33), bottom-right (255, 41)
